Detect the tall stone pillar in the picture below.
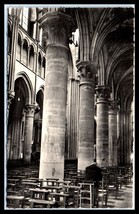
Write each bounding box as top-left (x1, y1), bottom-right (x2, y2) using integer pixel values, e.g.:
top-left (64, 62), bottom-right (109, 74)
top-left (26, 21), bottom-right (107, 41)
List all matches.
top-left (118, 109), bottom-right (125, 165)
top-left (128, 110), bottom-right (133, 164)
top-left (124, 109), bottom-right (132, 165)
top-left (10, 117), bottom-right (22, 160)
top-left (76, 61), bottom-right (96, 170)
top-left (108, 100), bottom-right (118, 166)
top-left (7, 9), bottom-right (21, 122)
top-left (23, 104), bottom-right (35, 164)
top-left (66, 77), bottom-right (79, 159)
top-left (38, 11), bottom-right (75, 180)
top-left (95, 85), bottom-right (111, 167)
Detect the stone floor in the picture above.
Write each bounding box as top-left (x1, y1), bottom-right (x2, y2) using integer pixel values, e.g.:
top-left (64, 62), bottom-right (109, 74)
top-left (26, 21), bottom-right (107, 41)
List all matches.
top-left (103, 178), bottom-right (134, 209)
top-left (75, 178), bottom-right (134, 210)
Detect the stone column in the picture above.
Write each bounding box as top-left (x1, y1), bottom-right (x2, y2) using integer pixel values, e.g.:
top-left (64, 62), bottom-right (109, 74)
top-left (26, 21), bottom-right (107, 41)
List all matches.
top-left (76, 61), bottom-right (96, 170)
top-left (108, 100), bottom-right (118, 166)
top-left (7, 10), bottom-right (21, 122)
top-left (23, 104), bottom-right (35, 164)
top-left (66, 77), bottom-right (79, 159)
top-left (117, 108), bottom-right (120, 165)
top-left (124, 109), bottom-right (132, 165)
top-left (38, 11), bottom-right (76, 180)
top-left (118, 109), bottom-right (125, 165)
top-left (127, 110), bottom-right (134, 164)
top-left (95, 85), bottom-right (111, 167)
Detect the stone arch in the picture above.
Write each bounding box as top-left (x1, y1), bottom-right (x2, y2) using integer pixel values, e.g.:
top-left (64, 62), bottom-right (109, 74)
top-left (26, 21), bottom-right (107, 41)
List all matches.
top-left (115, 66), bottom-right (133, 99)
top-left (24, 36), bottom-right (30, 46)
top-left (18, 30), bottom-right (23, 40)
top-left (91, 8), bottom-right (134, 63)
top-left (38, 84), bottom-right (44, 92)
top-left (15, 71), bottom-right (34, 105)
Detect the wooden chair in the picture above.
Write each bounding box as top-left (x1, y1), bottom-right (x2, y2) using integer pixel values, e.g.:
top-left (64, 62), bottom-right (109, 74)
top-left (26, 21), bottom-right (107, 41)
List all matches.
top-left (62, 185), bottom-right (81, 208)
top-left (6, 195), bottom-right (25, 208)
top-left (78, 182), bottom-right (94, 208)
top-left (98, 178), bottom-right (108, 207)
top-left (29, 198), bottom-right (57, 208)
top-left (28, 188), bottom-right (57, 208)
top-left (107, 174), bottom-right (118, 198)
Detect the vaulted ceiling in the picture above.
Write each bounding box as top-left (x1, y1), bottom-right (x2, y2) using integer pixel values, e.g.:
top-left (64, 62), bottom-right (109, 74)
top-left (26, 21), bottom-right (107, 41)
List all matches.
top-left (40, 7), bottom-right (134, 110)
top-left (73, 7), bottom-right (134, 109)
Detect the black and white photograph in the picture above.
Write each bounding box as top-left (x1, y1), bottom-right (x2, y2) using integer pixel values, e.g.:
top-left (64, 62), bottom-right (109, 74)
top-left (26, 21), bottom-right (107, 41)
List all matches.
top-left (4, 4), bottom-right (135, 210)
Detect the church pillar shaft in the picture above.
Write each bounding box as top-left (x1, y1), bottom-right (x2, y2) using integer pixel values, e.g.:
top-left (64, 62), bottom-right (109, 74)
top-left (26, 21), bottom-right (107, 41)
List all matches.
top-left (119, 109), bottom-right (125, 165)
top-left (77, 61), bottom-right (96, 170)
top-left (39, 11), bottom-right (76, 180)
top-left (108, 100), bottom-right (118, 166)
top-left (23, 104), bottom-right (35, 164)
top-left (7, 10), bottom-right (21, 122)
top-left (95, 85), bottom-right (111, 167)
top-left (9, 117), bottom-right (21, 160)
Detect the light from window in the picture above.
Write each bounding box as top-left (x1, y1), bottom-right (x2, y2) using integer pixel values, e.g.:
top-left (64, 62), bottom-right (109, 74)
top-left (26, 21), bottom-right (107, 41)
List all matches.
top-left (19, 8), bottom-right (29, 31)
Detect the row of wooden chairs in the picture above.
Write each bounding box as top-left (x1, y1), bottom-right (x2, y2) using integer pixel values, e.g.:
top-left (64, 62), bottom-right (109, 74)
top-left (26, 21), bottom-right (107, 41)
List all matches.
top-left (6, 164), bottom-right (133, 209)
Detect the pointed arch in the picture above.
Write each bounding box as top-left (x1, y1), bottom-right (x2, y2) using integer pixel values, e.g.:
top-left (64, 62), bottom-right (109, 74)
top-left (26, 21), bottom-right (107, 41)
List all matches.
top-left (15, 71), bottom-right (34, 104)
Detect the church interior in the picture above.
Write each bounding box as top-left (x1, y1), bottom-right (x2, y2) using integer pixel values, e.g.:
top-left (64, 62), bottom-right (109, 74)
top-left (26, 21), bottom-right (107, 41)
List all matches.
top-left (5, 5), bottom-right (134, 209)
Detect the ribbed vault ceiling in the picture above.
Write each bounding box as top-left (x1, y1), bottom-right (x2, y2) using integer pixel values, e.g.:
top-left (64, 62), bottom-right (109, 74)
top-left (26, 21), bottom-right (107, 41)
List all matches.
top-left (73, 7), bottom-right (134, 109)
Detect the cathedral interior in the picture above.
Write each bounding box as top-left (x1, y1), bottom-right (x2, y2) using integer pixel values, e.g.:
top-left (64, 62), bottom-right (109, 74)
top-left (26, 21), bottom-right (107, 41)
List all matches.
top-left (5, 5), bottom-right (135, 209)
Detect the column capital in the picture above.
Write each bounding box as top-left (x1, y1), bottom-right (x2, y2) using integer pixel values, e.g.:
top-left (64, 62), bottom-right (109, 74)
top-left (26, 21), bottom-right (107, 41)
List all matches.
top-left (95, 85), bottom-right (111, 102)
top-left (76, 61), bottom-right (97, 85)
top-left (109, 99), bottom-right (119, 112)
top-left (38, 11), bottom-right (76, 45)
top-left (25, 104), bottom-right (36, 117)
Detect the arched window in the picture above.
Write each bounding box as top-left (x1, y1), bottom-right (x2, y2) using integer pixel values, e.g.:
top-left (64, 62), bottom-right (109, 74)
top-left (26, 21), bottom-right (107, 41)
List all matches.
top-left (19, 8), bottom-right (29, 31)
top-left (42, 30), bottom-right (47, 50)
top-left (38, 52), bottom-right (41, 76)
top-left (17, 33), bottom-right (22, 61)
top-left (42, 57), bottom-right (46, 79)
top-left (22, 40), bottom-right (28, 66)
top-left (28, 8), bottom-right (36, 38)
top-left (29, 45), bottom-right (34, 70)
top-left (39, 28), bottom-right (43, 46)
